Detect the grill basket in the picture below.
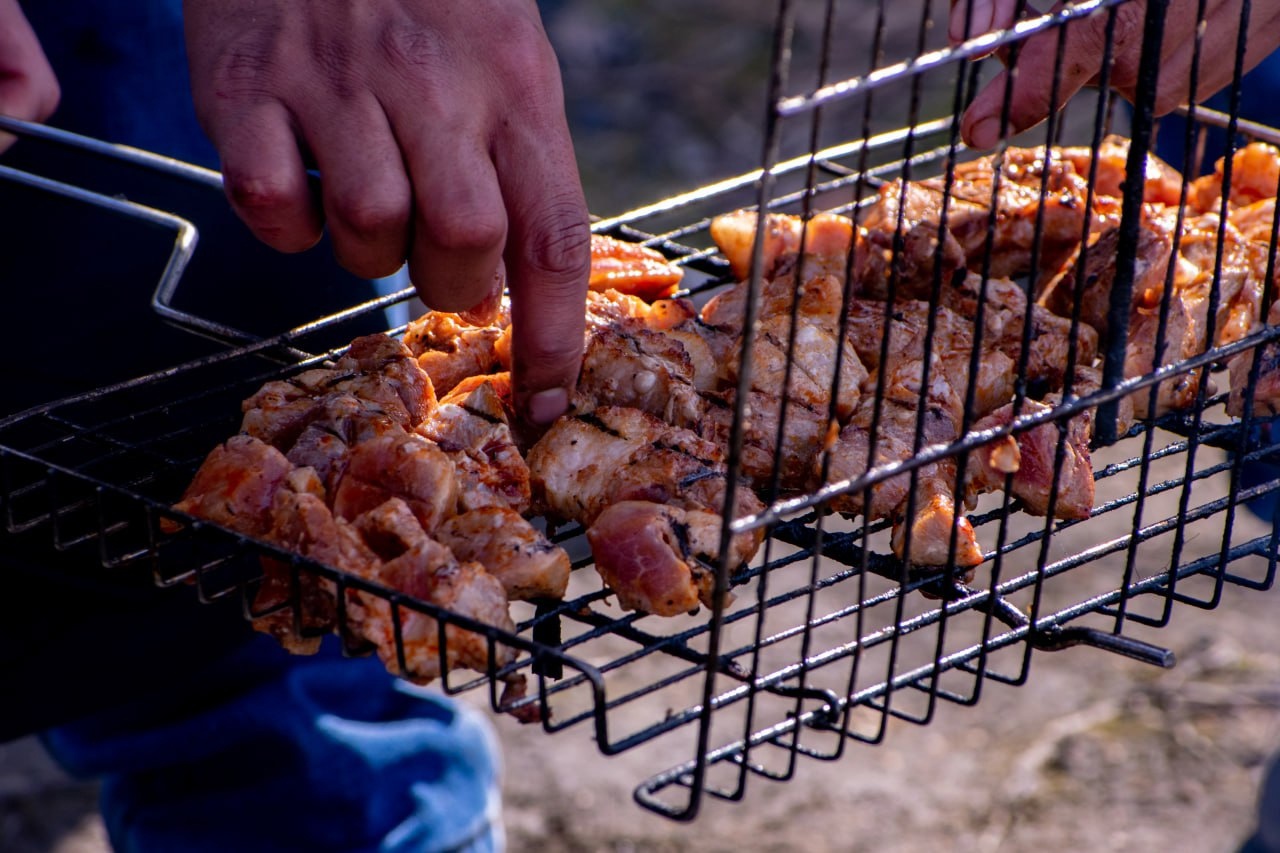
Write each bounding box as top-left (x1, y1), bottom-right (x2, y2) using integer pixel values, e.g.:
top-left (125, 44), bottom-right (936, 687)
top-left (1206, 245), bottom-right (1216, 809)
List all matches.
top-left (2, 0), bottom-right (1279, 821)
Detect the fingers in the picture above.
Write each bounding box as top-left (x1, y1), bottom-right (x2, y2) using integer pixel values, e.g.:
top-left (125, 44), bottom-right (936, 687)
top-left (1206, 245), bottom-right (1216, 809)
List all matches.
top-left (497, 105), bottom-right (591, 425)
top-left (402, 137), bottom-right (509, 314)
top-left (296, 98), bottom-right (411, 279)
top-left (0, 0), bottom-right (60, 151)
top-left (211, 101), bottom-right (325, 253)
top-left (961, 0), bottom-right (1147, 148)
top-left (1146, 0), bottom-right (1280, 113)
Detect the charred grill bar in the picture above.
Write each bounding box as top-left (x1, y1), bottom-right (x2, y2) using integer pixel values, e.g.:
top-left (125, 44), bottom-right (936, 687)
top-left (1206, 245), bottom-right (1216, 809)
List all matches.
top-left (3, 0), bottom-right (1280, 824)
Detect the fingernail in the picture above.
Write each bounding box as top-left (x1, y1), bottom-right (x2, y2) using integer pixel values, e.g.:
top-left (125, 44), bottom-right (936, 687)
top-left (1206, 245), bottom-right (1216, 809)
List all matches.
top-left (527, 387), bottom-right (570, 425)
top-left (968, 116), bottom-right (1004, 150)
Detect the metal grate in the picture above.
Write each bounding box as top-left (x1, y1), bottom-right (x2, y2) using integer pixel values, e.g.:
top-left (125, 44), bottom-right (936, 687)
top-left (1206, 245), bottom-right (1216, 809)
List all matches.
top-left (4, 0), bottom-right (1280, 821)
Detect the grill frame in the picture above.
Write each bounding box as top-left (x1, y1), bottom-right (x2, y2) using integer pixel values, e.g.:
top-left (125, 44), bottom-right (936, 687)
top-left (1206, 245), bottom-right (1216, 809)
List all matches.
top-left (3, 0), bottom-right (1280, 821)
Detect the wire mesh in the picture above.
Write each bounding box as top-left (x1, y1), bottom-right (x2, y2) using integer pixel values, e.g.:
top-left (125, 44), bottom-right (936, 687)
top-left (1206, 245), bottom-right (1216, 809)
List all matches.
top-left (2, 0), bottom-right (1280, 822)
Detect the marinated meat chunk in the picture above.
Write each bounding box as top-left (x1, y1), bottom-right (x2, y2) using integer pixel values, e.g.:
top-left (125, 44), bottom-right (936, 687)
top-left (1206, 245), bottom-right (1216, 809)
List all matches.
top-left (255, 469), bottom-right (379, 654)
top-left (437, 507), bottom-right (571, 601)
top-left (589, 233), bottom-right (685, 300)
top-left (170, 435), bottom-right (295, 536)
top-left (331, 429), bottom-right (458, 531)
top-left (419, 381), bottom-right (531, 513)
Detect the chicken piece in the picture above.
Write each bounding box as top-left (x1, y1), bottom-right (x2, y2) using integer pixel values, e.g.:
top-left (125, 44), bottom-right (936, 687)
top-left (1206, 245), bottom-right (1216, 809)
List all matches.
top-left (858, 179), bottom-right (969, 298)
top-left (889, 461), bottom-right (985, 568)
top-left (701, 257), bottom-right (850, 334)
top-left (333, 334), bottom-right (438, 426)
top-left (240, 369), bottom-right (343, 448)
top-left (169, 435), bottom-right (295, 536)
top-left (741, 313), bottom-right (866, 422)
top-left (825, 397), bottom-right (958, 520)
top-left (1036, 208), bottom-right (1173, 344)
top-left (1177, 213), bottom-right (1264, 348)
top-left (1058, 134), bottom-right (1186, 207)
top-left (1110, 211), bottom-right (1258, 417)
top-left (254, 468), bottom-right (381, 654)
top-left (1038, 206), bottom-right (1255, 418)
top-left (442, 372), bottom-right (513, 411)
top-left (437, 507), bottom-right (571, 601)
top-left (418, 381), bottom-right (531, 513)
top-left (528, 406), bottom-right (765, 609)
top-left (825, 298), bottom-right (995, 566)
top-left (351, 496), bottom-right (432, 559)
top-left (529, 406), bottom-right (742, 522)
top-left (589, 233), bottom-right (685, 300)
top-left (574, 324), bottom-right (707, 427)
top-left (844, 297), bottom-right (1014, 417)
top-left (1190, 141), bottom-right (1280, 212)
top-left (404, 309), bottom-right (507, 397)
top-left (1230, 197), bottom-right (1280, 244)
top-left (240, 335), bottom-right (436, 452)
top-left (943, 149), bottom-right (1094, 278)
top-left (698, 389), bottom-right (830, 492)
top-left (344, 500), bottom-right (516, 683)
top-left (964, 397), bottom-right (1095, 520)
top-left (281, 392), bottom-right (406, 494)
top-left (709, 209), bottom-right (856, 282)
top-left (586, 501), bottom-right (751, 616)
top-left (1228, 300), bottom-right (1280, 417)
top-left (945, 271), bottom-right (1099, 391)
top-left (352, 537), bottom-right (516, 683)
top-left (331, 429), bottom-right (458, 531)
top-left (700, 250), bottom-right (867, 420)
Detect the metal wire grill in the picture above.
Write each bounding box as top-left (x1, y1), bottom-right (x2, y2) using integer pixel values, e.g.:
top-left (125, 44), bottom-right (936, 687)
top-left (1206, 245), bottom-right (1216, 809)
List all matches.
top-left (3, 0), bottom-right (1280, 822)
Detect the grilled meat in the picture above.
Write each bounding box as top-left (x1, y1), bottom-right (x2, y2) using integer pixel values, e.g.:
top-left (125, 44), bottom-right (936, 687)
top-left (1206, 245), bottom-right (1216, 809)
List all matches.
top-left (419, 380), bottom-right (531, 513)
top-left (436, 507), bottom-right (570, 601)
top-left (589, 233), bottom-right (685, 301)
top-left (586, 501), bottom-right (737, 616)
top-left (170, 435), bottom-right (296, 536)
top-left (1191, 142), bottom-right (1280, 212)
top-left (709, 209), bottom-right (857, 282)
top-left (528, 405), bottom-right (764, 613)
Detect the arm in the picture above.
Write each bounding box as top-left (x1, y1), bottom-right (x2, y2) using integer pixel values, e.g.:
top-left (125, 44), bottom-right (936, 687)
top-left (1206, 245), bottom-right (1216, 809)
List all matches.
top-left (949, 0), bottom-right (1280, 148)
top-left (183, 0), bottom-right (590, 424)
top-left (0, 0), bottom-right (60, 151)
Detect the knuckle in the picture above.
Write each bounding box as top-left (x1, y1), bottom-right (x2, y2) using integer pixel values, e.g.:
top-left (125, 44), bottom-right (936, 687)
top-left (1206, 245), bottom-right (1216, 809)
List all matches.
top-left (379, 21), bottom-right (451, 79)
top-left (205, 33), bottom-right (281, 103)
top-left (522, 202), bottom-right (591, 282)
top-left (309, 37), bottom-right (358, 98)
top-left (225, 172), bottom-right (300, 220)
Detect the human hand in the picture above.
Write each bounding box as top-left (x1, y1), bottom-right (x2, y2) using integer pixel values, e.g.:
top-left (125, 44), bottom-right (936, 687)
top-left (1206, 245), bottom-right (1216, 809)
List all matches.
top-left (948, 0), bottom-right (1280, 149)
top-left (183, 0), bottom-right (590, 424)
top-left (0, 0), bottom-right (60, 152)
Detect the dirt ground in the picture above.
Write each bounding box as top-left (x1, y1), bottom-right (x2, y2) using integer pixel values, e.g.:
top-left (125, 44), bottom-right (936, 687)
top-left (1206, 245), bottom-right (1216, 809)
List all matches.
top-left (4, 2), bottom-right (1280, 851)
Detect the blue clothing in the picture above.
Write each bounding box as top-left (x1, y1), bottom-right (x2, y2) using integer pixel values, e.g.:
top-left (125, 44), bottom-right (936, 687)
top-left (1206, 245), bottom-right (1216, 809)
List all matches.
top-left (4, 2), bottom-right (504, 850)
top-left (43, 641), bottom-right (503, 853)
